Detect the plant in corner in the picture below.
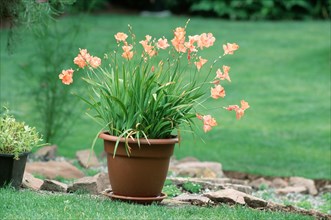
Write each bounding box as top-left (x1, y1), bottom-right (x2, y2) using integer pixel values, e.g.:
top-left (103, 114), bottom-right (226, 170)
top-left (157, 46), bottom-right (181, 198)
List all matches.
top-left (59, 20), bottom-right (249, 203)
top-left (0, 109), bottom-right (43, 189)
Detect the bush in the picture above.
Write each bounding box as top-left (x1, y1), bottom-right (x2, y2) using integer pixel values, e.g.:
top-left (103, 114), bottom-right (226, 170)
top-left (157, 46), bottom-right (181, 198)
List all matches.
top-left (189, 0), bottom-right (330, 20)
top-left (0, 109), bottom-right (43, 159)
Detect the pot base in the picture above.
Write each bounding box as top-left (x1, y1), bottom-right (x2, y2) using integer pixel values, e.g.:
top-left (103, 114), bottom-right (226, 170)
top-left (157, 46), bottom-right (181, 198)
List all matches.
top-left (104, 191), bottom-right (167, 205)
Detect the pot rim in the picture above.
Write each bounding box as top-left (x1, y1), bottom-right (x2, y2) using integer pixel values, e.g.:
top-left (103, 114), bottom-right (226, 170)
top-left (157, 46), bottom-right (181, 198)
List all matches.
top-left (99, 131), bottom-right (179, 145)
top-left (0, 152), bottom-right (30, 158)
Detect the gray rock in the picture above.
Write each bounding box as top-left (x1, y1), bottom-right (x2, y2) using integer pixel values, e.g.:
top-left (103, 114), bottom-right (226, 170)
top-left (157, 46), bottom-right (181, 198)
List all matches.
top-left (271, 178), bottom-right (288, 188)
top-left (22, 172), bottom-right (44, 190)
top-left (204, 188), bottom-right (267, 208)
top-left (223, 183), bottom-right (253, 194)
top-left (161, 199), bottom-right (191, 207)
top-left (167, 177), bottom-right (252, 194)
top-left (33, 145), bottom-right (57, 161)
top-left (170, 161), bottom-right (224, 178)
top-left (243, 195), bottom-right (268, 208)
top-left (249, 177), bottom-right (272, 189)
top-left (320, 185), bottom-right (331, 193)
top-left (68, 172), bottom-right (110, 195)
top-left (205, 188), bottom-right (246, 205)
top-left (289, 177), bottom-right (318, 195)
top-left (76, 149), bottom-right (100, 168)
top-left (26, 161), bottom-right (85, 179)
top-left (275, 186), bottom-right (308, 195)
top-left (173, 193), bottom-right (212, 206)
top-left (40, 179), bottom-right (67, 192)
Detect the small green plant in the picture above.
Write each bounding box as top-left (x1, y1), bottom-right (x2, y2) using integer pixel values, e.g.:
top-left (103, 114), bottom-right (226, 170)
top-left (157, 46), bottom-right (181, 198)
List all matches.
top-left (258, 183), bottom-right (269, 191)
top-left (0, 109), bottom-right (43, 159)
top-left (163, 180), bottom-right (181, 197)
top-left (182, 181), bottom-right (202, 194)
top-left (296, 200), bottom-right (313, 210)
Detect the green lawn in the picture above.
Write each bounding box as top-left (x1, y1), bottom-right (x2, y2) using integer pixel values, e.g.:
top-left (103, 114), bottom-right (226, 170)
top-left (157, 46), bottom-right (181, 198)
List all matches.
top-left (0, 15), bottom-right (330, 179)
top-left (0, 187), bottom-right (313, 220)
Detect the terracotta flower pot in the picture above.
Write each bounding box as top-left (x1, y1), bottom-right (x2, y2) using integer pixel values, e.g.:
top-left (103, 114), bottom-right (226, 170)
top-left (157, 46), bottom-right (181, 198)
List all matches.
top-left (99, 132), bottom-right (178, 198)
top-left (0, 152), bottom-right (29, 189)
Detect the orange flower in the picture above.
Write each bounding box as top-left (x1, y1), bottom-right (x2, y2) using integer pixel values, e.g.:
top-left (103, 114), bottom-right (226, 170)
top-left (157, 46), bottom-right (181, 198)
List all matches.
top-left (59, 69), bottom-right (74, 85)
top-left (122, 45), bottom-right (134, 60)
top-left (224, 100), bottom-right (249, 119)
top-left (114, 32), bottom-right (128, 42)
top-left (211, 85), bottom-right (225, 99)
top-left (171, 27), bottom-right (186, 53)
top-left (194, 56), bottom-right (207, 71)
top-left (223, 43), bottom-right (239, 55)
top-left (171, 38), bottom-right (186, 53)
top-left (197, 114), bottom-right (217, 133)
top-left (74, 49), bottom-right (91, 69)
top-left (197, 33), bottom-right (215, 49)
top-left (140, 36), bottom-right (156, 57)
top-left (89, 56), bottom-right (101, 68)
top-left (173, 27), bottom-right (186, 41)
top-left (240, 100), bottom-right (250, 111)
top-left (157, 38), bottom-right (170, 49)
top-left (216, 65), bottom-right (231, 82)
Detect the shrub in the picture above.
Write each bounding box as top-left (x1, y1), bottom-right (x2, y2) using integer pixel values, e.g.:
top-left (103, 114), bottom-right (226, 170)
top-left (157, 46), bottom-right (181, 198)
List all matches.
top-left (0, 109), bottom-right (43, 159)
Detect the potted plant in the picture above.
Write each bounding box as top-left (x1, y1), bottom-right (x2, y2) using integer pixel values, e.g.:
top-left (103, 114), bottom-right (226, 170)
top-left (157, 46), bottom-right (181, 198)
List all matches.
top-left (59, 20), bottom-right (249, 203)
top-left (0, 109), bottom-right (43, 189)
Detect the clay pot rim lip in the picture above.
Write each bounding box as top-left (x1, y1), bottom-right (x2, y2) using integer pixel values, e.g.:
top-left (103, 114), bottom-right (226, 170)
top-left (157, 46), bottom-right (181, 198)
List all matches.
top-left (0, 152), bottom-right (30, 157)
top-left (99, 131), bottom-right (179, 145)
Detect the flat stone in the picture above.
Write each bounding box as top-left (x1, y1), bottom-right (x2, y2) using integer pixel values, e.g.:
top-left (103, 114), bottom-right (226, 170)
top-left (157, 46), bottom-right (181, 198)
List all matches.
top-left (320, 185), bottom-right (331, 193)
top-left (68, 172), bottom-right (110, 194)
top-left (249, 177), bottom-right (272, 189)
top-left (76, 149), bottom-right (100, 168)
top-left (205, 188), bottom-right (246, 205)
top-left (33, 145), bottom-right (57, 161)
top-left (170, 161), bottom-right (224, 178)
top-left (26, 161), bottom-right (85, 179)
top-left (243, 196), bottom-right (268, 208)
top-left (223, 183), bottom-right (253, 194)
top-left (204, 188), bottom-right (267, 208)
top-left (289, 177), bottom-right (318, 195)
top-left (173, 193), bottom-right (212, 206)
top-left (40, 179), bottom-right (67, 192)
top-left (167, 177), bottom-right (252, 194)
top-left (271, 178), bottom-right (288, 188)
top-left (275, 186), bottom-right (308, 195)
top-left (22, 172), bottom-right (44, 190)
top-left (161, 199), bottom-right (191, 207)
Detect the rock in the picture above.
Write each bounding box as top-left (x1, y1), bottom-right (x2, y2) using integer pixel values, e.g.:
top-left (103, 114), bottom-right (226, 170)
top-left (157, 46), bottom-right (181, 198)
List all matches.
top-left (243, 196), bottom-right (268, 208)
top-left (33, 145), bottom-right (57, 161)
top-left (40, 179), bottom-right (68, 192)
top-left (204, 188), bottom-right (267, 208)
top-left (68, 172), bottom-right (110, 195)
top-left (205, 189), bottom-right (245, 205)
top-left (167, 177), bottom-right (252, 194)
top-left (223, 183), bottom-right (253, 194)
top-left (76, 149), bottom-right (100, 168)
top-left (161, 199), bottom-right (191, 207)
top-left (320, 185), bottom-right (331, 193)
top-left (249, 177), bottom-right (272, 189)
top-left (26, 161), bottom-right (85, 179)
top-left (275, 186), bottom-right (308, 195)
top-left (22, 172), bottom-right (44, 190)
top-left (289, 177), bottom-right (318, 196)
top-left (173, 193), bottom-right (212, 206)
top-left (271, 178), bottom-right (288, 188)
top-left (177, 157), bottom-right (200, 164)
top-left (170, 161), bottom-right (224, 178)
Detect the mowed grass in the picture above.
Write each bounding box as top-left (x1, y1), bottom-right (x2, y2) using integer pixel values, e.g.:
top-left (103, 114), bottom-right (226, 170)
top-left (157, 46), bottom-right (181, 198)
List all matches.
top-left (0, 187), bottom-right (313, 220)
top-left (0, 15), bottom-right (330, 179)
